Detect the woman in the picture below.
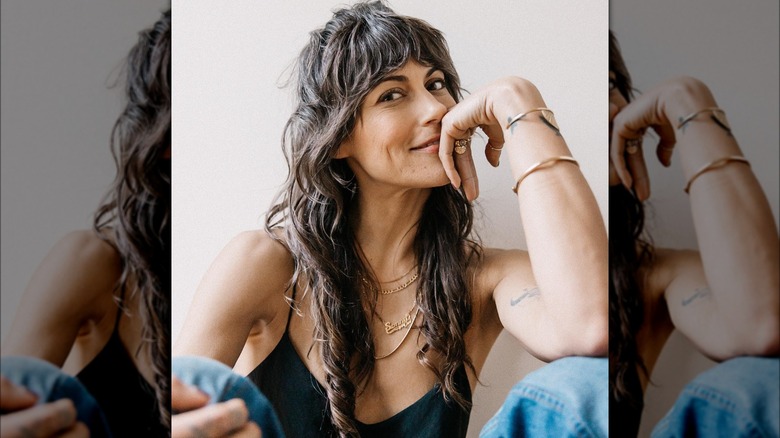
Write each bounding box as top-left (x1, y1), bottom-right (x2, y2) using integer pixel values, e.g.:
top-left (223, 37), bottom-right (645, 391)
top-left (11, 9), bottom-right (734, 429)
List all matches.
top-left (1, 9), bottom-right (171, 437)
top-left (174, 2), bottom-right (608, 437)
top-left (609, 32), bottom-right (779, 437)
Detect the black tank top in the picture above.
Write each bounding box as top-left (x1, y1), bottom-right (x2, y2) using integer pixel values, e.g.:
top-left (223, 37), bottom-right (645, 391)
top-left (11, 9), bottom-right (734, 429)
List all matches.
top-left (247, 291), bottom-right (472, 438)
top-left (76, 299), bottom-right (165, 437)
top-left (609, 366), bottom-right (644, 437)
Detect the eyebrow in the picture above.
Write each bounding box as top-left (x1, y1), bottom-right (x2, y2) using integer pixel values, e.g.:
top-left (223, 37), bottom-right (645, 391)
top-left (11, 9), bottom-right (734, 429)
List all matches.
top-left (378, 66), bottom-right (441, 85)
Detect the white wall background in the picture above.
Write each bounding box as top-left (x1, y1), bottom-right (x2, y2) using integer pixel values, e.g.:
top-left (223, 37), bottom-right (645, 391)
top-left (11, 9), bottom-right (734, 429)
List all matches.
top-left (172, 1), bottom-right (607, 435)
top-left (1, 2), bottom-right (168, 341)
top-left (610, 1), bottom-right (779, 436)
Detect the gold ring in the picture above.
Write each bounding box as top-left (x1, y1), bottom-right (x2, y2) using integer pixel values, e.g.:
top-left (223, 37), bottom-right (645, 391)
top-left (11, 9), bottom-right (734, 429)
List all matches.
top-left (625, 138), bottom-right (641, 155)
top-left (489, 145), bottom-right (503, 152)
top-left (454, 138), bottom-right (471, 155)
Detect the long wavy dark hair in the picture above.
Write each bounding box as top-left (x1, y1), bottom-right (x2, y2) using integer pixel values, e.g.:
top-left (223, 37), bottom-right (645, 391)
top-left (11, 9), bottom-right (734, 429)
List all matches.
top-left (265, 2), bottom-right (479, 436)
top-left (609, 31), bottom-right (653, 410)
top-left (93, 9), bottom-right (171, 430)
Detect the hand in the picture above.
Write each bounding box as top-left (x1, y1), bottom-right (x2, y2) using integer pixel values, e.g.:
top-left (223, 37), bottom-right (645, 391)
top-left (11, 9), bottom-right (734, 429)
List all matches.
top-left (439, 77), bottom-right (544, 201)
top-left (610, 76), bottom-right (717, 200)
top-left (171, 377), bottom-right (261, 438)
top-left (0, 376), bottom-right (88, 438)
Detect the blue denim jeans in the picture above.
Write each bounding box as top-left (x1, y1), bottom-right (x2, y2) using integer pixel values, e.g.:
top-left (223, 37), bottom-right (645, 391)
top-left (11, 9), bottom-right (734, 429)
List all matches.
top-left (0, 356), bottom-right (112, 437)
top-left (651, 357), bottom-right (779, 438)
top-left (172, 356), bottom-right (285, 438)
top-left (479, 357), bottom-right (608, 438)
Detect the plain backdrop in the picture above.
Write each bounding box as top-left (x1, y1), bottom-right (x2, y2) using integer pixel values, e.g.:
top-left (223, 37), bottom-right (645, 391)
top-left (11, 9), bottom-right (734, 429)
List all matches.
top-left (1, 2), bottom-right (167, 344)
top-left (610, 1), bottom-right (779, 436)
top-left (172, 1), bottom-right (607, 435)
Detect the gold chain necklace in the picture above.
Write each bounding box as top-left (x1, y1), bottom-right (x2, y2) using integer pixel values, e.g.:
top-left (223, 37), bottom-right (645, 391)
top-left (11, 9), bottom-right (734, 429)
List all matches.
top-left (362, 271), bottom-right (419, 295)
top-left (378, 301), bottom-right (418, 335)
top-left (374, 306), bottom-right (420, 360)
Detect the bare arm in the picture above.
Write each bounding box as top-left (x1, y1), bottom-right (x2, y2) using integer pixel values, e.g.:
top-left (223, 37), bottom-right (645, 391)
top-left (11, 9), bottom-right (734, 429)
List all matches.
top-left (612, 77), bottom-right (780, 359)
top-left (440, 77), bottom-right (608, 360)
top-left (173, 230), bottom-right (294, 367)
top-left (1, 230), bottom-right (120, 365)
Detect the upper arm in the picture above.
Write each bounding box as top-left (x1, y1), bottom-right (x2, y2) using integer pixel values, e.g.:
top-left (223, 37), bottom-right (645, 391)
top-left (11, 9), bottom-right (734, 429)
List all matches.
top-left (1, 230), bottom-right (121, 365)
top-left (661, 249), bottom-right (776, 360)
top-left (173, 230), bottom-right (293, 367)
top-left (487, 248), bottom-right (608, 361)
top-left (485, 249), bottom-right (554, 361)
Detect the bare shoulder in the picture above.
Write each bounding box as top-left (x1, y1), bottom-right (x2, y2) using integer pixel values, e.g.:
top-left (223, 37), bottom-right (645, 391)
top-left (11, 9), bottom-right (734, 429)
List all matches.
top-left (2, 229), bottom-right (120, 359)
top-left (174, 229), bottom-right (294, 361)
top-left (197, 229), bottom-right (294, 320)
top-left (32, 229), bottom-right (121, 311)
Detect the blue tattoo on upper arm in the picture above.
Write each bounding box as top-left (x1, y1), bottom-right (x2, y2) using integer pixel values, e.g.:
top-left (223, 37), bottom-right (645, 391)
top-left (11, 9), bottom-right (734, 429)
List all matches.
top-left (510, 287), bottom-right (540, 306)
top-left (681, 287), bottom-right (712, 306)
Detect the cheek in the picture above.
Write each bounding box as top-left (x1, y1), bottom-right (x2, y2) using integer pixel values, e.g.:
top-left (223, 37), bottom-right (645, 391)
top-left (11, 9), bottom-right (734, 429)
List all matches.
top-left (609, 91), bottom-right (627, 110)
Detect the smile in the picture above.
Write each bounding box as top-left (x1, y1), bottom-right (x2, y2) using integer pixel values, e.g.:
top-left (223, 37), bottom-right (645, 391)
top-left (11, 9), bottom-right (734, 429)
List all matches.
top-left (411, 137), bottom-right (440, 153)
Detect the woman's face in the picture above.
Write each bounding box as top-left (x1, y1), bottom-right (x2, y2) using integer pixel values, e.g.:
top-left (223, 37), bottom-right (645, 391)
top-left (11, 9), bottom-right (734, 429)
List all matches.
top-left (336, 60), bottom-right (456, 190)
top-left (609, 70), bottom-right (629, 186)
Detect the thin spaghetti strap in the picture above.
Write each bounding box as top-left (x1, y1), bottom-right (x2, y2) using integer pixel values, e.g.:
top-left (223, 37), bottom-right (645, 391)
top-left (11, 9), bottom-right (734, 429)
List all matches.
top-left (285, 283), bottom-right (297, 332)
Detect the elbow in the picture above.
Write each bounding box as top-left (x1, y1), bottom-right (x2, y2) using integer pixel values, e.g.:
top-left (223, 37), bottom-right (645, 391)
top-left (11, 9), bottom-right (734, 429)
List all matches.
top-left (744, 318), bottom-right (780, 357)
top-left (578, 318), bottom-right (609, 357)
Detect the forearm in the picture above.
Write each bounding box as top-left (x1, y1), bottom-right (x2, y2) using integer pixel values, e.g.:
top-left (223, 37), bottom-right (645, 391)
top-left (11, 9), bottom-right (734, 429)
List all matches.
top-left (500, 81), bottom-right (608, 349)
top-left (670, 79), bottom-right (779, 346)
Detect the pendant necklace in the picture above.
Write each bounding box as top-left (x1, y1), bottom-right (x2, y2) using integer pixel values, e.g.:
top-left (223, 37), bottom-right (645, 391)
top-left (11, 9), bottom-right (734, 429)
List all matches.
top-left (374, 306), bottom-right (420, 360)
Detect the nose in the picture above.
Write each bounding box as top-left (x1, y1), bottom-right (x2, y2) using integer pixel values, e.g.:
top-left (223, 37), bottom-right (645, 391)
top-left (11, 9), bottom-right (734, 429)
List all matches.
top-left (419, 90), bottom-right (448, 126)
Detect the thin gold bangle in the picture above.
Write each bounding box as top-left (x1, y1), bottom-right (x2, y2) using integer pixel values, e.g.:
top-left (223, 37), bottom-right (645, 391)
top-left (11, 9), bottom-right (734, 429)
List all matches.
top-left (512, 156), bottom-right (578, 194)
top-left (506, 108), bottom-right (558, 131)
top-left (684, 156), bottom-right (750, 194)
top-left (676, 107), bottom-right (731, 132)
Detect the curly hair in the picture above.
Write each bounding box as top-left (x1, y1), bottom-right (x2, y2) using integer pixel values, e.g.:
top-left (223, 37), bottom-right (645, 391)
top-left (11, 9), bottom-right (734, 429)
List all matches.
top-left (608, 31), bottom-right (653, 411)
top-left (93, 9), bottom-right (171, 430)
top-left (265, 2), bottom-right (479, 436)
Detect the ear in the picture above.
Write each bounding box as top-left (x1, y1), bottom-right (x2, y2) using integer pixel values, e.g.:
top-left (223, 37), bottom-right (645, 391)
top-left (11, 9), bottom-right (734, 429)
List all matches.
top-left (333, 137), bottom-right (353, 159)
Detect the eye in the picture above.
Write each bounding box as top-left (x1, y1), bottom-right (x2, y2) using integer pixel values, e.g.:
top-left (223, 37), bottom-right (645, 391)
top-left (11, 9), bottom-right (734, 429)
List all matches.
top-left (378, 88), bottom-right (404, 102)
top-left (608, 78), bottom-right (617, 91)
top-left (427, 78), bottom-right (447, 91)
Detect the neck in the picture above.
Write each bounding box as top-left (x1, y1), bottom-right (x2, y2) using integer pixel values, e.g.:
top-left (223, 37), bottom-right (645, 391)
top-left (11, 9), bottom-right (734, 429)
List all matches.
top-left (352, 184), bottom-right (431, 280)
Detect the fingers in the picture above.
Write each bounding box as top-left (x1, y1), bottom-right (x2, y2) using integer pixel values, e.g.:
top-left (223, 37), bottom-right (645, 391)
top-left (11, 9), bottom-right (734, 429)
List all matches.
top-left (171, 376), bottom-right (209, 412)
top-left (438, 94), bottom-right (505, 199)
top-left (654, 123), bottom-right (677, 167)
top-left (171, 398), bottom-right (251, 438)
top-left (0, 399), bottom-right (78, 438)
top-left (454, 137), bottom-right (479, 201)
top-left (624, 142), bottom-right (650, 200)
top-left (0, 376), bottom-right (38, 411)
top-left (227, 422), bottom-right (261, 438)
top-left (56, 422), bottom-right (89, 438)
top-left (611, 88), bottom-right (678, 193)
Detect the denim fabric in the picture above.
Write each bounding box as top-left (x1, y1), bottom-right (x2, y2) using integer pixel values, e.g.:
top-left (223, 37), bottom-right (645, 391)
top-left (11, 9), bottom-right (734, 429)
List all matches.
top-left (0, 356), bottom-right (112, 438)
top-left (480, 357), bottom-right (608, 438)
top-left (172, 356), bottom-right (285, 438)
top-left (651, 357), bottom-right (779, 438)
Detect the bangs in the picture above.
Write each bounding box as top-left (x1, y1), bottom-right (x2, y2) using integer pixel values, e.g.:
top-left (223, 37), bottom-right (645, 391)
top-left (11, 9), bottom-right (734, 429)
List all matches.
top-left (316, 4), bottom-right (460, 105)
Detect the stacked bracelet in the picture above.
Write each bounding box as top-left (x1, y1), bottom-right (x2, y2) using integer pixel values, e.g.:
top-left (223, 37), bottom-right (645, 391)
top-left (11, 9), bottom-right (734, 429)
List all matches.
top-left (512, 156), bottom-right (578, 194)
top-left (684, 156), bottom-right (750, 194)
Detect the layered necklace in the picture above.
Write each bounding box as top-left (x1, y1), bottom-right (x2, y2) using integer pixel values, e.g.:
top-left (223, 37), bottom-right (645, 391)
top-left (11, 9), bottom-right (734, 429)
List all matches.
top-left (363, 267), bottom-right (421, 360)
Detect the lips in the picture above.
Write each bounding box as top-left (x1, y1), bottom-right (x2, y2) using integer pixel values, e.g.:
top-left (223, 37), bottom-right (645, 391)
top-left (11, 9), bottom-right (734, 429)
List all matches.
top-left (411, 136), bottom-right (440, 153)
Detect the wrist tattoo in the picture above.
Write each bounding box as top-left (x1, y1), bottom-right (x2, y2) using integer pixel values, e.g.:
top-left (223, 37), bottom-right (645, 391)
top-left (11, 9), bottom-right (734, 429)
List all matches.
top-left (510, 287), bottom-right (540, 306)
top-left (681, 286), bottom-right (712, 306)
